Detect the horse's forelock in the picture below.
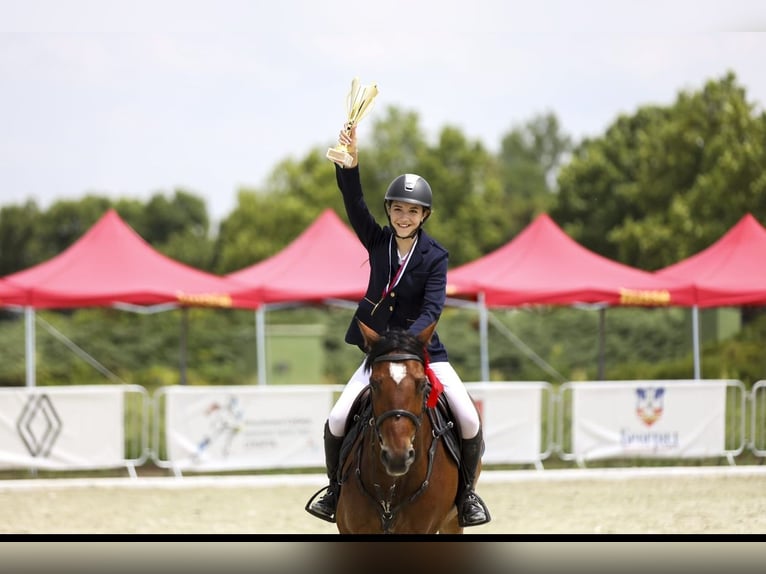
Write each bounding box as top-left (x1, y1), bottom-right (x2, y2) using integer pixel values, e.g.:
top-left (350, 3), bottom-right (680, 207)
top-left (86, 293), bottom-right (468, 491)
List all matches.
top-left (364, 329), bottom-right (425, 371)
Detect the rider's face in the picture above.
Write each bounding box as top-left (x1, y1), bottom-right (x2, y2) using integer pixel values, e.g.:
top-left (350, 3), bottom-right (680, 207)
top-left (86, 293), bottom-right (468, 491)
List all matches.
top-left (387, 201), bottom-right (426, 235)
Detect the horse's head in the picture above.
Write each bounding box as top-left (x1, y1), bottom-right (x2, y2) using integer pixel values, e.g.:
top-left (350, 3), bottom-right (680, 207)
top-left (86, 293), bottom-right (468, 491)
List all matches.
top-left (358, 321), bottom-right (436, 477)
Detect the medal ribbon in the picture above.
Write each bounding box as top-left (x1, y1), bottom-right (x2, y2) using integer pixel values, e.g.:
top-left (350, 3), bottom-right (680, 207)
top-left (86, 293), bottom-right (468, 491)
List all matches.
top-left (371, 236), bottom-right (417, 314)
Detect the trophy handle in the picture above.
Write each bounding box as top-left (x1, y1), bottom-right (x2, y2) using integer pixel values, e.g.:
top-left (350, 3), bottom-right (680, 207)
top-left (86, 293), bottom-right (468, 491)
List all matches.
top-left (326, 145), bottom-right (355, 167)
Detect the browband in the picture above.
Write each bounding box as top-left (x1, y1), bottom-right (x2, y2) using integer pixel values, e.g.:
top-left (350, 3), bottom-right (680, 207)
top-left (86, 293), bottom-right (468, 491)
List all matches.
top-left (371, 353), bottom-right (424, 364)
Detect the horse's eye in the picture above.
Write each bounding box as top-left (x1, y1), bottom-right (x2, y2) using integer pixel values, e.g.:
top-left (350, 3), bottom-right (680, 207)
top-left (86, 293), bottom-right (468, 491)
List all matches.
top-left (417, 378), bottom-right (427, 393)
top-left (369, 377), bottom-right (382, 390)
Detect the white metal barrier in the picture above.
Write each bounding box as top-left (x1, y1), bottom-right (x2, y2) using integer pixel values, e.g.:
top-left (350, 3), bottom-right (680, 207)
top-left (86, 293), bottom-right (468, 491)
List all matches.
top-left (557, 380), bottom-right (747, 466)
top-left (152, 384), bottom-right (341, 476)
top-left (0, 380), bottom-right (758, 478)
top-left (465, 381), bottom-right (554, 469)
top-left (152, 381), bottom-right (555, 475)
top-left (752, 380), bottom-right (766, 456)
top-left (0, 384), bottom-right (149, 477)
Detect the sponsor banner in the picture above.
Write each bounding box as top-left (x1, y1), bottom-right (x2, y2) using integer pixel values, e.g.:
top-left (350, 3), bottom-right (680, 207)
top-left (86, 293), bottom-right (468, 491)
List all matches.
top-left (466, 382), bottom-right (546, 464)
top-left (571, 380), bottom-right (727, 460)
top-left (164, 386), bottom-right (338, 471)
top-left (0, 386), bottom-right (124, 469)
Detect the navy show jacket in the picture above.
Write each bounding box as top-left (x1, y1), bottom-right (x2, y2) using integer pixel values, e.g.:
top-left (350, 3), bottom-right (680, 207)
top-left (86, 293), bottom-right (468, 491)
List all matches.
top-left (336, 164), bottom-right (449, 363)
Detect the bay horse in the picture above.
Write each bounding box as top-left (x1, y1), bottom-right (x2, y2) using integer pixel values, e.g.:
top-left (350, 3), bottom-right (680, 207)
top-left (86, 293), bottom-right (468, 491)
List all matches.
top-left (335, 321), bottom-right (465, 534)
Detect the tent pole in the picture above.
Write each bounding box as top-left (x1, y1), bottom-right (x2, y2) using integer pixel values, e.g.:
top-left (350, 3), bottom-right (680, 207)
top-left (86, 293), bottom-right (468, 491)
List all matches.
top-left (478, 292), bottom-right (489, 382)
top-left (25, 307), bottom-right (35, 388)
top-left (179, 308), bottom-right (188, 385)
top-left (692, 305), bottom-right (701, 380)
top-left (598, 307), bottom-right (606, 380)
top-left (256, 307), bottom-right (267, 385)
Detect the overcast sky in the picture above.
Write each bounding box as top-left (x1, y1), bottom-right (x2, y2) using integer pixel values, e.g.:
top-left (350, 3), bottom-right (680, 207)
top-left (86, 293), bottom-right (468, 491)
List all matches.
top-left (1, 0), bottom-right (765, 223)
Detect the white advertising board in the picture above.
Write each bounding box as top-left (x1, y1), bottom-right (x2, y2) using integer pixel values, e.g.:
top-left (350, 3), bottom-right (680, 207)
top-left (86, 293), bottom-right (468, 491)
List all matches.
top-left (466, 382), bottom-right (548, 464)
top-left (0, 386), bottom-right (124, 469)
top-left (570, 380), bottom-right (728, 461)
top-left (163, 385), bottom-right (338, 471)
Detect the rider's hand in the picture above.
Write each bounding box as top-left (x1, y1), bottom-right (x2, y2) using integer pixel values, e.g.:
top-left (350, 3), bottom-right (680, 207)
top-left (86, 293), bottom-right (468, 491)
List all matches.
top-left (338, 123), bottom-right (358, 168)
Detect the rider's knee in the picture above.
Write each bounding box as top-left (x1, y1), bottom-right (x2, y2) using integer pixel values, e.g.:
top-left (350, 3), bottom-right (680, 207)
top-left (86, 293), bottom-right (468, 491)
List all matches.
top-left (327, 410), bottom-right (348, 437)
top-left (459, 416), bottom-right (480, 440)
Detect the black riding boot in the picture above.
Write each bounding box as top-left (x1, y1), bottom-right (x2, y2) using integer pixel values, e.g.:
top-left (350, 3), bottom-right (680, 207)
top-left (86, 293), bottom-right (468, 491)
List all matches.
top-left (458, 429), bottom-right (491, 527)
top-left (305, 421), bottom-right (344, 523)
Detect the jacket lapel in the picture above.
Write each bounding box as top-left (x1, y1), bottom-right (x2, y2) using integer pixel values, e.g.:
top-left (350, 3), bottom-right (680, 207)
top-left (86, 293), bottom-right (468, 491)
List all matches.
top-left (405, 231), bottom-right (428, 272)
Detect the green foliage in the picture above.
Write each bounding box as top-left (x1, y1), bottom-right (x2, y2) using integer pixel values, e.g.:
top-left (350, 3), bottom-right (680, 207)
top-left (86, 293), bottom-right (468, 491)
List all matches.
top-left (0, 201), bottom-right (42, 275)
top-left (553, 72), bottom-right (766, 270)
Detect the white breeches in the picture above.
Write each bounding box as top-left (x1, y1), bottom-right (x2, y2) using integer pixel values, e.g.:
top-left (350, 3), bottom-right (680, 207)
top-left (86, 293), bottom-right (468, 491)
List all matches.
top-left (327, 359), bottom-right (481, 440)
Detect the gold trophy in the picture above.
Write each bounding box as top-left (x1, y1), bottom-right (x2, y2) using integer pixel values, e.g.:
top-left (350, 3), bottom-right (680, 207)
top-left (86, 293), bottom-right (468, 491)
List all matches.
top-left (326, 77), bottom-right (379, 167)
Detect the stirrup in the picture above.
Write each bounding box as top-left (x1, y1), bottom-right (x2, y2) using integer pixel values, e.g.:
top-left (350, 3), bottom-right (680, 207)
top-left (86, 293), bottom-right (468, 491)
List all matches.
top-left (305, 485), bottom-right (338, 523)
top-left (458, 492), bottom-right (491, 527)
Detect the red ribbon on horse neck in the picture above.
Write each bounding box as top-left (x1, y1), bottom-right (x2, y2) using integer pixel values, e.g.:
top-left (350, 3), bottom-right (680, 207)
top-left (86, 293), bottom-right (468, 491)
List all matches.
top-left (423, 349), bottom-right (443, 408)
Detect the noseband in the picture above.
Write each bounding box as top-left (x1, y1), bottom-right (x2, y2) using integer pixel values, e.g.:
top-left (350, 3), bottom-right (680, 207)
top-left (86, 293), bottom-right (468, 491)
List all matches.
top-left (370, 352), bottom-right (425, 433)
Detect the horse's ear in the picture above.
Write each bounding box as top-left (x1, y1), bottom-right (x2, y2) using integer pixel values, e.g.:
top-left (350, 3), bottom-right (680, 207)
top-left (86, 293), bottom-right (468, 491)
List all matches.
top-left (416, 322), bottom-right (437, 346)
top-left (356, 320), bottom-right (380, 351)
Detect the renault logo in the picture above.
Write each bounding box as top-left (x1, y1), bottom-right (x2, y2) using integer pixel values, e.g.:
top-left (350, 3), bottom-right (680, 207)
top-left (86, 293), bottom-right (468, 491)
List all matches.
top-left (17, 394), bottom-right (62, 457)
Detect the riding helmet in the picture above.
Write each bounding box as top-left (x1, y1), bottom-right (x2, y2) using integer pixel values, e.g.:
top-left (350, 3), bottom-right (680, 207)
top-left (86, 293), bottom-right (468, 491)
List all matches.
top-left (384, 174), bottom-right (432, 209)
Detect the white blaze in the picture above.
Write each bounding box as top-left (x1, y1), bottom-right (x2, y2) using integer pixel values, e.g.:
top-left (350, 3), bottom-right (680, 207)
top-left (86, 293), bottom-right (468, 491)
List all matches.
top-left (389, 363), bottom-right (407, 384)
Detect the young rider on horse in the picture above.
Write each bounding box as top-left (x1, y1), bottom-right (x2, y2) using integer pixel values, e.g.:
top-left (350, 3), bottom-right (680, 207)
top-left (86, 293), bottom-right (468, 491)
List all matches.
top-left (306, 123), bottom-right (491, 527)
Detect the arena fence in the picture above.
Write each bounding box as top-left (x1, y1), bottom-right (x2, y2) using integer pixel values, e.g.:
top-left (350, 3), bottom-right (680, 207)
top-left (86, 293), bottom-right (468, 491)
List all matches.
top-left (0, 384), bottom-right (149, 477)
top-left (556, 380), bottom-right (747, 466)
top-left (751, 380), bottom-right (766, 456)
top-left (0, 380), bottom-right (761, 476)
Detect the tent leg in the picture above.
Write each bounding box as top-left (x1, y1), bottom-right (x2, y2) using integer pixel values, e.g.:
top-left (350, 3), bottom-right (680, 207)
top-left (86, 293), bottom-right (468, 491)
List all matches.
top-left (478, 292), bottom-right (490, 382)
top-left (598, 307), bottom-right (606, 380)
top-left (25, 307), bottom-right (35, 388)
top-left (179, 308), bottom-right (188, 385)
top-left (692, 305), bottom-right (701, 380)
top-left (256, 307), bottom-right (267, 385)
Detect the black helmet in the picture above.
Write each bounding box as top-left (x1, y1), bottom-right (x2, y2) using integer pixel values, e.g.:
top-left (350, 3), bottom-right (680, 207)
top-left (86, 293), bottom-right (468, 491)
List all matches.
top-left (384, 174), bottom-right (432, 209)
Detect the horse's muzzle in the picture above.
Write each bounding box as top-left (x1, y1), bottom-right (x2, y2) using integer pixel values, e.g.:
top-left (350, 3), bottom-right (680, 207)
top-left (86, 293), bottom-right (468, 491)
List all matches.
top-left (380, 443), bottom-right (416, 476)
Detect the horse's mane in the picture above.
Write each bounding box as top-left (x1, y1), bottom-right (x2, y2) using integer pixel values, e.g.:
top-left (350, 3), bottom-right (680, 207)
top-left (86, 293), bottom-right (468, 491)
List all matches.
top-left (364, 328), bottom-right (425, 372)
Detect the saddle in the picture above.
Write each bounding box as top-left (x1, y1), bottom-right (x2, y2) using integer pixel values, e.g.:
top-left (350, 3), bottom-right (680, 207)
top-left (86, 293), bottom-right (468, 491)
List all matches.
top-left (336, 384), bottom-right (461, 483)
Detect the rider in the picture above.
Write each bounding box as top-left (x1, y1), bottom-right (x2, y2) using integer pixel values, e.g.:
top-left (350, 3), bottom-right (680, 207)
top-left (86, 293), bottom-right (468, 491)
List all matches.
top-left (306, 123), bottom-right (491, 527)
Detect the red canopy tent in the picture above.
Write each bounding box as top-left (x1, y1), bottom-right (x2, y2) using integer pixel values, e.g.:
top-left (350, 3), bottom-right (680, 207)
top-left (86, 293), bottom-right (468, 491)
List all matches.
top-left (226, 208), bottom-right (369, 385)
top-left (656, 213), bottom-right (766, 308)
top-left (3, 209), bottom-right (247, 309)
top-left (1, 209), bottom-right (256, 387)
top-left (0, 278), bottom-right (25, 307)
top-left (446, 213), bottom-right (696, 381)
top-left (227, 208), bottom-right (369, 305)
top-left (447, 213), bottom-right (695, 306)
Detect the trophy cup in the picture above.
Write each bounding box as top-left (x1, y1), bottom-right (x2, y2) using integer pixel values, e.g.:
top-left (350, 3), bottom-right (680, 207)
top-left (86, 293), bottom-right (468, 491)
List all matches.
top-left (326, 77), bottom-right (379, 167)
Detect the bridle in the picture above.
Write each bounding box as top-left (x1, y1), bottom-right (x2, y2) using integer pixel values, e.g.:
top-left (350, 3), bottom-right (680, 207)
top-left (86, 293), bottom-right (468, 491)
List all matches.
top-left (352, 350), bottom-right (450, 532)
top-left (369, 352), bottom-right (425, 438)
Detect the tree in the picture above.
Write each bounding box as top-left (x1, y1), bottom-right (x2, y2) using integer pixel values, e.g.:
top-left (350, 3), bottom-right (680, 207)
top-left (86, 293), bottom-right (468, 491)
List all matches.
top-left (0, 200), bottom-right (42, 275)
top-left (213, 143), bottom-right (350, 274)
top-left (139, 190), bottom-right (216, 270)
top-left (494, 112), bottom-right (574, 246)
top-left (553, 72), bottom-right (766, 270)
top-left (415, 125), bottom-right (506, 265)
